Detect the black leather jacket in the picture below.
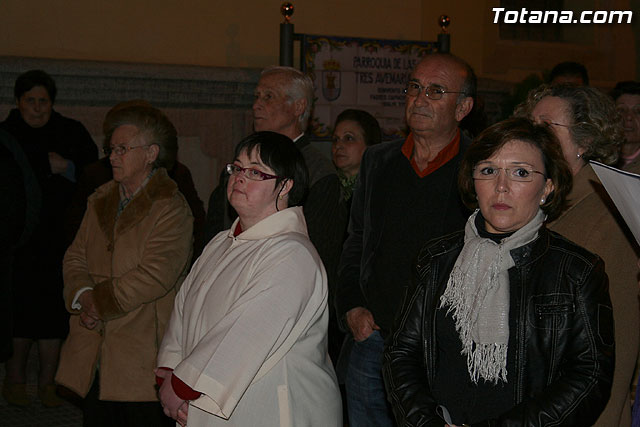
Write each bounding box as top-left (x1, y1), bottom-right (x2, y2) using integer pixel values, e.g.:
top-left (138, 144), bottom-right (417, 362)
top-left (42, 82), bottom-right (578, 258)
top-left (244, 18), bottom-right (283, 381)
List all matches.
top-left (383, 227), bottom-right (614, 426)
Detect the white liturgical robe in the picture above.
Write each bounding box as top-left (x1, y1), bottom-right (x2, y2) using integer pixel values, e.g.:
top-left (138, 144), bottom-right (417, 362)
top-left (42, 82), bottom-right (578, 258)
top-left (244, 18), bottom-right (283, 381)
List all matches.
top-left (158, 207), bottom-right (342, 426)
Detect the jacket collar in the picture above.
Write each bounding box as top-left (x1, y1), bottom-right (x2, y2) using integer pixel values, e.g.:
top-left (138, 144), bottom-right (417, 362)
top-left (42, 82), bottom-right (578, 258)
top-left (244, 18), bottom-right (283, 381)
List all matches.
top-left (227, 206), bottom-right (308, 241)
top-left (546, 165), bottom-right (599, 231)
top-left (92, 168), bottom-right (177, 239)
top-left (294, 133), bottom-right (309, 149)
top-left (419, 225), bottom-right (552, 271)
top-left (509, 227), bottom-right (553, 267)
top-left (567, 165), bottom-right (600, 206)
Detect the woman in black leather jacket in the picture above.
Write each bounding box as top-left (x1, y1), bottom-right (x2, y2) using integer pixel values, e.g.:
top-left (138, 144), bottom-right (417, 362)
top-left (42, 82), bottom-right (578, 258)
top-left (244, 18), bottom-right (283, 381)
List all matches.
top-left (383, 118), bottom-right (614, 426)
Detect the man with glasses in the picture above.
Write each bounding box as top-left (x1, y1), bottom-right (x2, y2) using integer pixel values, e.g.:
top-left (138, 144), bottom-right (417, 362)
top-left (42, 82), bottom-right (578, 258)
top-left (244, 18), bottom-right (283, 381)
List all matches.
top-left (336, 53), bottom-right (476, 426)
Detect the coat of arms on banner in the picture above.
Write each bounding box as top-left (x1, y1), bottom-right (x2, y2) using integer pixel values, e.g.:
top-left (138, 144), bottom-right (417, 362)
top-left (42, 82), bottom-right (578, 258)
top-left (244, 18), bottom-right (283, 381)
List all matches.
top-left (322, 59), bottom-right (341, 101)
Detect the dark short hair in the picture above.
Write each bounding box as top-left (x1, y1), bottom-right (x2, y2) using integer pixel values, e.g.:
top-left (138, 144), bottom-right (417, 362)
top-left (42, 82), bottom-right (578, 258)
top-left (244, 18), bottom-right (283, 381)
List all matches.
top-left (233, 131), bottom-right (309, 207)
top-left (459, 117), bottom-right (573, 221)
top-left (334, 109), bottom-right (382, 146)
top-left (514, 84), bottom-right (623, 165)
top-left (610, 81), bottom-right (640, 101)
top-left (104, 105), bottom-right (178, 170)
top-left (549, 61), bottom-right (589, 86)
top-left (14, 69), bottom-right (57, 103)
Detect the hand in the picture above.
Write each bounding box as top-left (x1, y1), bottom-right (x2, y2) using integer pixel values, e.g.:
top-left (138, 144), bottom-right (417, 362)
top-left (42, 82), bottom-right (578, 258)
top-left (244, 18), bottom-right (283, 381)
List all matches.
top-left (154, 367), bottom-right (171, 383)
top-left (177, 401), bottom-right (189, 427)
top-left (79, 311), bottom-right (100, 330)
top-left (48, 152), bottom-right (70, 175)
top-left (78, 290), bottom-right (101, 330)
top-left (346, 307), bottom-right (379, 342)
top-left (158, 374), bottom-right (186, 420)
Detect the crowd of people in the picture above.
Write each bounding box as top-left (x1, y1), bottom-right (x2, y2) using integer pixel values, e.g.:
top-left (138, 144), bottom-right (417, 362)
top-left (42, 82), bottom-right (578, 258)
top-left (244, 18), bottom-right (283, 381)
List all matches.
top-left (1, 55), bottom-right (639, 427)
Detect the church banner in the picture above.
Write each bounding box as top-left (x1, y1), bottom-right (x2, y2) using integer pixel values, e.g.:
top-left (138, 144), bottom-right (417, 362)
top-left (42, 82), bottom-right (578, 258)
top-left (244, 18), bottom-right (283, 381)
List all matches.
top-left (302, 35), bottom-right (438, 140)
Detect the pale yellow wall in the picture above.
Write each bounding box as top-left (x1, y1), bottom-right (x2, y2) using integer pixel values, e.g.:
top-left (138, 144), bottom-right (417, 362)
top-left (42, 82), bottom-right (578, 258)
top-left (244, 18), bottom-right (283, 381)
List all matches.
top-left (1, 0), bottom-right (636, 84)
top-left (421, 0), bottom-right (486, 79)
top-left (0, 0), bottom-right (423, 67)
top-left (422, 0), bottom-right (637, 87)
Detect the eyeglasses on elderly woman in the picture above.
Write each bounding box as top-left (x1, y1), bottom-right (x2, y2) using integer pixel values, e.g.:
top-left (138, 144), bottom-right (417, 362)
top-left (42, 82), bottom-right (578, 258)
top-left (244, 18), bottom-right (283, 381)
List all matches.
top-left (103, 144), bottom-right (151, 157)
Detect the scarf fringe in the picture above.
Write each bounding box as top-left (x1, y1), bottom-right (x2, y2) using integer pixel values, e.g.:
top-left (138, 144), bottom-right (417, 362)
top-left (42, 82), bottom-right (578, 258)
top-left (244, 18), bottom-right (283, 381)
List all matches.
top-left (468, 342), bottom-right (508, 384)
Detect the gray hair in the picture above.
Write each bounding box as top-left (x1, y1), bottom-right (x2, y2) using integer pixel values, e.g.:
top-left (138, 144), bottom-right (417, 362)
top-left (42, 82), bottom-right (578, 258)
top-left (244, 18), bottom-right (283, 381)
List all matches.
top-left (104, 105), bottom-right (178, 170)
top-left (261, 66), bottom-right (314, 130)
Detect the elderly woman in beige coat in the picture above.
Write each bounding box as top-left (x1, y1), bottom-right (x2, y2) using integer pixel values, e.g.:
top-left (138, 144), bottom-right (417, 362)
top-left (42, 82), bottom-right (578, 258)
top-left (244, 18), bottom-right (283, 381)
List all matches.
top-left (517, 84), bottom-right (640, 427)
top-left (56, 105), bottom-right (193, 427)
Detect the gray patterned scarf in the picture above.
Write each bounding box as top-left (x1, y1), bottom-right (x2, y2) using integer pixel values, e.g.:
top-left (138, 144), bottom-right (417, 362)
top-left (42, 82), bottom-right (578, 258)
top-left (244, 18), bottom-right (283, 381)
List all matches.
top-left (440, 208), bottom-right (545, 383)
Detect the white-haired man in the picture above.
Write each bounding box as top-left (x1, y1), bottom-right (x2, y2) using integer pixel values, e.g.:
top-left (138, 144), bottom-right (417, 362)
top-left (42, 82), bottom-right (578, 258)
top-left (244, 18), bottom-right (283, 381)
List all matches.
top-left (204, 66), bottom-right (346, 322)
top-left (252, 66), bottom-right (346, 318)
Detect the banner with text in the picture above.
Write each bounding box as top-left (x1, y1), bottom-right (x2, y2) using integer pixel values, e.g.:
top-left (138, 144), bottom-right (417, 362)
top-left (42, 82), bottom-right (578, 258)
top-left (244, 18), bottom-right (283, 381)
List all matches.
top-left (302, 35), bottom-right (438, 140)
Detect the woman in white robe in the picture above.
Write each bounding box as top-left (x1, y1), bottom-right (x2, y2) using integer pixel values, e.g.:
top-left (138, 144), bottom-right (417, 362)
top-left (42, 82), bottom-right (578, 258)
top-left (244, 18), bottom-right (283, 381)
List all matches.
top-left (156, 131), bottom-right (342, 427)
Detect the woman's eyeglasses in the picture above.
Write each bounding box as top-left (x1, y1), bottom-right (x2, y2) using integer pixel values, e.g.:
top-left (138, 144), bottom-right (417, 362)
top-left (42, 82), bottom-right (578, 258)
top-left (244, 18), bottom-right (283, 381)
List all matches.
top-left (226, 163), bottom-right (281, 181)
top-left (103, 144), bottom-right (150, 156)
top-left (473, 166), bottom-right (546, 182)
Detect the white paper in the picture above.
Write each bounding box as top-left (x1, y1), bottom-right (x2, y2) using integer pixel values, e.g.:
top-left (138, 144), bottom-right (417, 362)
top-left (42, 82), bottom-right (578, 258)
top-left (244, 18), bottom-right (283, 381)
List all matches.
top-left (590, 161), bottom-right (640, 246)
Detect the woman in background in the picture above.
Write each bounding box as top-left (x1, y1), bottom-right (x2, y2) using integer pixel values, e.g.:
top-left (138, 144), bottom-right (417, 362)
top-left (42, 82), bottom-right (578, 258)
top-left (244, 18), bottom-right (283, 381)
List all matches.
top-left (611, 81), bottom-right (640, 171)
top-left (0, 69), bottom-right (97, 407)
top-left (517, 83), bottom-right (640, 427)
top-left (331, 109), bottom-right (382, 205)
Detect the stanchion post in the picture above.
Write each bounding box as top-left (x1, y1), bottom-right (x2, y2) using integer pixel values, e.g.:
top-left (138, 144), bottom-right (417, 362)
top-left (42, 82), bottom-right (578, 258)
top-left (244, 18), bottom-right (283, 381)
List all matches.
top-left (279, 3), bottom-right (295, 66)
top-left (438, 15), bottom-right (451, 53)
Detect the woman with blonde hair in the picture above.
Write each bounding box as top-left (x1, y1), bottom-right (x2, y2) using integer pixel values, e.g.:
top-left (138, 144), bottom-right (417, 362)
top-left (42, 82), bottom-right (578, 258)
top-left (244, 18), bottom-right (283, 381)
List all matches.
top-left (516, 84), bottom-right (639, 426)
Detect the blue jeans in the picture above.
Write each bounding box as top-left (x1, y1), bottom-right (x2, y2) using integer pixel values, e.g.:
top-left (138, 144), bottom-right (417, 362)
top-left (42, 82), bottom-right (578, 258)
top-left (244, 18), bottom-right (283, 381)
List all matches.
top-left (345, 330), bottom-right (395, 427)
top-left (632, 380), bottom-right (640, 427)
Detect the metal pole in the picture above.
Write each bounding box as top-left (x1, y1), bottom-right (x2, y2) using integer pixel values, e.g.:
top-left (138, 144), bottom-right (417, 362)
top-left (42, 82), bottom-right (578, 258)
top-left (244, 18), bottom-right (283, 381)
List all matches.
top-left (438, 15), bottom-right (451, 53)
top-left (438, 33), bottom-right (450, 53)
top-left (279, 3), bottom-right (295, 67)
top-left (280, 22), bottom-right (294, 66)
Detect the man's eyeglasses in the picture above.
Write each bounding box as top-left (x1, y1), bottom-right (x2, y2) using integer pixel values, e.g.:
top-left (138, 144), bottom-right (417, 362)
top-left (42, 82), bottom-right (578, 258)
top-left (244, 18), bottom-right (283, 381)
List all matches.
top-left (226, 163), bottom-right (281, 181)
top-left (103, 144), bottom-right (150, 156)
top-left (473, 166), bottom-right (546, 182)
top-left (404, 82), bottom-right (466, 100)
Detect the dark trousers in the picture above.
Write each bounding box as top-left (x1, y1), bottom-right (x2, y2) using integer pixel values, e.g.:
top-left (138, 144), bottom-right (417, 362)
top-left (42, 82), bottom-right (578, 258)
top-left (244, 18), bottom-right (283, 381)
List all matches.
top-left (83, 374), bottom-right (174, 427)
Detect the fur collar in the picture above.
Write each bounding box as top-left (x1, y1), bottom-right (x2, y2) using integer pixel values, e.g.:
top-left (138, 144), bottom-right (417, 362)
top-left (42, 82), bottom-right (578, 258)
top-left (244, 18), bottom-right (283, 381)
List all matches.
top-left (91, 168), bottom-right (177, 241)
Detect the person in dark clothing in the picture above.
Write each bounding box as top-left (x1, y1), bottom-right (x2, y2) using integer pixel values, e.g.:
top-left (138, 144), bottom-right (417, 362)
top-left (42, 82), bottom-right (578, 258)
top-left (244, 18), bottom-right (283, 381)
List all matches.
top-left (0, 132), bottom-right (27, 363)
top-left (549, 61), bottom-right (589, 86)
top-left (335, 53), bottom-right (476, 427)
top-left (331, 109), bottom-right (382, 208)
top-left (383, 117), bottom-right (613, 426)
top-left (0, 69), bottom-right (98, 407)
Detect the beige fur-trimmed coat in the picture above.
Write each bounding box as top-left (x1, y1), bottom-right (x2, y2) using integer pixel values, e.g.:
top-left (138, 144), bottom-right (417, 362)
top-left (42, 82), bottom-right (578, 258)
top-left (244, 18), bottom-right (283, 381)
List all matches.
top-left (56, 168), bottom-right (193, 401)
top-left (548, 164), bottom-right (640, 427)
